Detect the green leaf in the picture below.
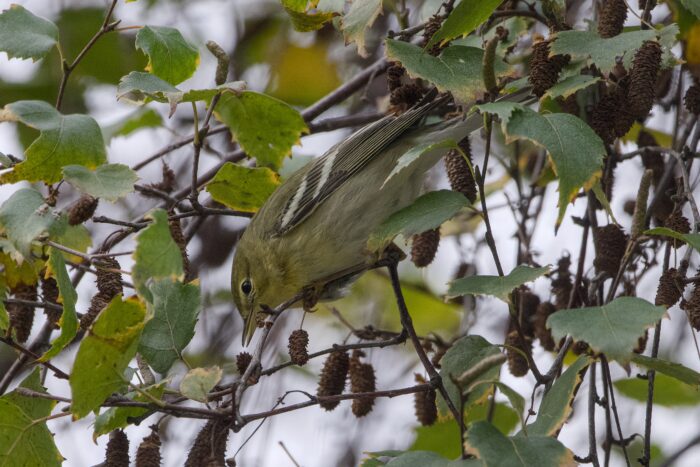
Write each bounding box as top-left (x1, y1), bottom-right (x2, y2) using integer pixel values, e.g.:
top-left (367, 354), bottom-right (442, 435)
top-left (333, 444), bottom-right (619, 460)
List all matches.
top-left (63, 164), bottom-right (138, 202)
top-left (38, 248), bottom-right (78, 361)
top-left (439, 335), bottom-right (502, 415)
top-left (341, 0), bottom-right (383, 57)
top-left (447, 265), bottom-right (550, 303)
top-left (630, 354), bottom-right (700, 387)
top-left (385, 41), bottom-right (510, 102)
top-left (367, 190), bottom-right (469, 252)
top-left (138, 278), bottom-right (200, 374)
top-left (0, 4), bottom-right (58, 61)
top-left (180, 366), bottom-right (222, 402)
top-left (117, 71), bottom-right (246, 110)
top-left (550, 29), bottom-right (657, 75)
top-left (103, 108), bottom-right (163, 140)
top-left (70, 297), bottom-right (146, 419)
top-left (0, 100), bottom-right (107, 184)
top-left (386, 451), bottom-right (481, 466)
top-left (465, 421), bottom-right (574, 467)
top-left (384, 139), bottom-right (458, 186)
top-left (469, 382), bottom-right (525, 430)
top-left (135, 25), bottom-right (199, 85)
top-left (92, 382), bottom-right (166, 439)
top-left (48, 217), bottom-right (92, 264)
top-left (615, 373), bottom-right (700, 406)
top-left (0, 369), bottom-right (63, 466)
top-left (286, 8), bottom-right (336, 32)
top-left (681, 0), bottom-right (700, 18)
top-left (547, 297), bottom-right (666, 362)
top-left (542, 75), bottom-right (601, 100)
top-left (465, 401), bottom-right (520, 435)
top-left (427, 0), bottom-right (502, 47)
top-left (213, 91), bottom-right (308, 170)
top-left (0, 188), bottom-right (56, 258)
top-left (523, 356), bottom-right (590, 436)
top-left (645, 227), bottom-right (700, 251)
top-left (131, 209), bottom-right (184, 301)
top-left (476, 102), bottom-right (605, 225)
top-left (205, 162), bottom-right (280, 213)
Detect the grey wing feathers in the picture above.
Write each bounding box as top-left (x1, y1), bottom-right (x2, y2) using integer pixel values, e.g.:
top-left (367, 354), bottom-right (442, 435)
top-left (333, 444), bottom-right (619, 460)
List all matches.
top-left (273, 95), bottom-right (448, 236)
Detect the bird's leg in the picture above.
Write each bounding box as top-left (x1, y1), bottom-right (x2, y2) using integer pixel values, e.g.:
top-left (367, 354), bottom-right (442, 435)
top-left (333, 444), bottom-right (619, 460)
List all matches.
top-left (386, 260), bottom-right (465, 434)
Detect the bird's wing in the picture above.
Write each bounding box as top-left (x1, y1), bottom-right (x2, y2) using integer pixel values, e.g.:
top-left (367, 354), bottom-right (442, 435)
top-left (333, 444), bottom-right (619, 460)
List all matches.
top-left (273, 94), bottom-right (448, 236)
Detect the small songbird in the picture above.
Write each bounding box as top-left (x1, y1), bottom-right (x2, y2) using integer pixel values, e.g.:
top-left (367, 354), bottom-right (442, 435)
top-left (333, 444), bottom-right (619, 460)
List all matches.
top-left (231, 89), bottom-right (526, 345)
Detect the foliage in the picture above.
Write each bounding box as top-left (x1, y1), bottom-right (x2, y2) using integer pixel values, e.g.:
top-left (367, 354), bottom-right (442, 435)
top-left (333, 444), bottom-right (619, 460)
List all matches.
top-left (0, 0), bottom-right (696, 466)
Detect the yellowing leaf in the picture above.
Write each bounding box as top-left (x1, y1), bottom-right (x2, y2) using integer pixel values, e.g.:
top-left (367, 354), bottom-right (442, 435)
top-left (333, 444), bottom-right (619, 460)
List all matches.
top-left (0, 101), bottom-right (107, 184)
top-left (341, 0), bottom-right (383, 57)
top-left (206, 162), bottom-right (280, 213)
top-left (180, 366), bottom-right (222, 402)
top-left (70, 297), bottom-right (146, 419)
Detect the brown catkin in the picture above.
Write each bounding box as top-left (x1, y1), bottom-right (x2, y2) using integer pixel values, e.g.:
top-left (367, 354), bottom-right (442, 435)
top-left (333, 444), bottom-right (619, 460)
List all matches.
top-left (184, 420), bottom-right (229, 467)
top-left (534, 302), bottom-right (557, 351)
top-left (7, 283), bottom-right (37, 343)
top-left (628, 41), bottom-right (662, 120)
top-left (105, 430), bottom-right (130, 467)
top-left (288, 329), bottom-right (310, 366)
top-left (529, 40), bottom-right (569, 97)
top-left (40, 275), bottom-right (62, 328)
top-left (349, 350), bottom-right (376, 417)
top-left (96, 257), bottom-right (123, 298)
top-left (411, 229), bottom-right (440, 267)
top-left (149, 163), bottom-right (176, 193)
top-left (655, 268), bottom-right (685, 307)
top-left (505, 331), bottom-right (531, 377)
top-left (413, 375), bottom-right (437, 426)
top-left (685, 83), bottom-right (700, 115)
top-left (67, 195), bottom-right (98, 226)
top-left (135, 429), bottom-right (161, 467)
top-left (593, 224), bottom-right (628, 276)
top-left (317, 350), bottom-right (350, 411)
top-left (444, 137), bottom-right (477, 203)
top-left (80, 291), bottom-right (111, 330)
top-left (386, 63), bottom-right (404, 92)
top-left (236, 352), bottom-right (252, 375)
top-left (598, 0), bottom-right (628, 38)
top-left (169, 217), bottom-right (192, 282)
top-left (685, 284), bottom-right (700, 330)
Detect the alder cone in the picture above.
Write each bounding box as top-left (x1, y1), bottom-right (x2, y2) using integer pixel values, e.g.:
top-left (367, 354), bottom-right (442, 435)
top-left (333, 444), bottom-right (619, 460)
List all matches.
top-left (685, 83), bottom-right (700, 115)
top-left (664, 211), bottom-right (691, 243)
top-left (589, 88), bottom-right (624, 144)
top-left (317, 350), bottom-right (350, 410)
top-left (534, 302), bottom-right (557, 351)
top-left (386, 63), bottom-right (404, 92)
top-left (623, 199), bottom-right (636, 216)
top-left (149, 163), bottom-right (176, 193)
top-left (68, 195), bottom-right (98, 225)
top-left (444, 137), bottom-right (477, 203)
top-left (235, 352), bottom-right (252, 375)
top-left (506, 331), bottom-right (531, 377)
top-left (628, 41), bottom-right (662, 120)
top-left (685, 285), bottom-right (700, 330)
top-left (598, 0), bottom-right (628, 38)
top-left (517, 288), bottom-right (540, 338)
top-left (105, 430), bottom-right (130, 467)
top-left (421, 14), bottom-right (445, 56)
top-left (411, 229), bottom-right (440, 267)
top-left (529, 40), bottom-right (569, 97)
top-left (349, 350), bottom-right (376, 417)
top-left (169, 217), bottom-right (192, 282)
top-left (572, 340), bottom-right (590, 355)
top-left (288, 329), bottom-right (310, 366)
top-left (135, 430), bottom-right (161, 467)
top-left (390, 83), bottom-right (424, 114)
top-left (634, 329), bottom-right (649, 354)
top-left (593, 224), bottom-right (627, 276)
top-left (184, 420), bottom-right (229, 467)
top-left (7, 283), bottom-right (37, 343)
top-left (655, 267), bottom-right (685, 307)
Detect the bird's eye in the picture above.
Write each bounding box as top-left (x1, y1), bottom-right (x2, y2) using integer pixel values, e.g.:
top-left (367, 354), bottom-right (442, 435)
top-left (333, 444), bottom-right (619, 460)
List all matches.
top-left (241, 279), bottom-right (253, 295)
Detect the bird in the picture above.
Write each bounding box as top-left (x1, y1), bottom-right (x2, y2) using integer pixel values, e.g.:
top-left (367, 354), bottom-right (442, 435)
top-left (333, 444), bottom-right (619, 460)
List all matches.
top-left (232, 88), bottom-right (529, 345)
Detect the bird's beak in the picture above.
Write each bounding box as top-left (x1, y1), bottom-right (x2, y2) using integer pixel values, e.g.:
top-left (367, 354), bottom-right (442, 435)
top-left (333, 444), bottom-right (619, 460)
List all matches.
top-left (241, 312), bottom-right (257, 347)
